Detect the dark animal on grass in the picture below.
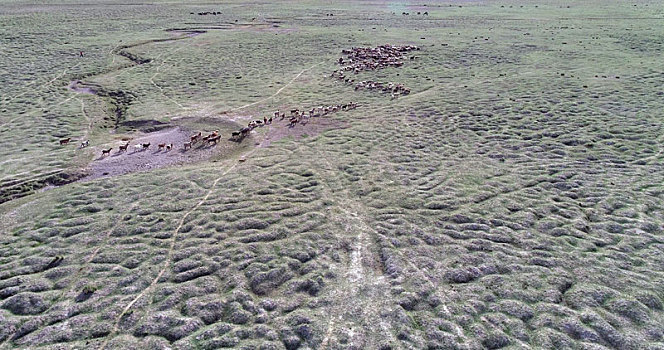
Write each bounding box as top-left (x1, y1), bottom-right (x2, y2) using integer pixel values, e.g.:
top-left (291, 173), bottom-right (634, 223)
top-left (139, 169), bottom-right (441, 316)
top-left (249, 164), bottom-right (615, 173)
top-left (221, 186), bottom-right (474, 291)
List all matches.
top-left (268, 117), bottom-right (272, 124)
top-left (118, 142), bottom-right (130, 153)
top-left (59, 137), bottom-right (71, 145)
top-left (208, 135), bottom-right (221, 144)
top-left (142, 143), bottom-right (150, 150)
top-left (158, 143), bottom-right (166, 151)
top-left (101, 148), bottom-right (113, 157)
top-left (264, 116), bottom-right (267, 124)
top-left (80, 140), bottom-right (89, 148)
top-left (289, 117), bottom-right (298, 127)
top-left (45, 256), bottom-right (64, 270)
top-left (231, 131), bottom-right (241, 139)
top-left (183, 142), bottom-right (192, 150)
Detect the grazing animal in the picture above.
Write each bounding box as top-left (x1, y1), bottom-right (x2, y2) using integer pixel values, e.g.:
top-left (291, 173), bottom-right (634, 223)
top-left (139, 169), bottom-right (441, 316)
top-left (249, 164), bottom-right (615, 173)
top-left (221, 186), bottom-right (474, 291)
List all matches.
top-left (268, 117), bottom-right (272, 124)
top-left (101, 148), bottom-right (112, 157)
top-left (80, 140), bottom-right (89, 148)
top-left (183, 142), bottom-right (192, 150)
top-left (166, 143), bottom-right (173, 151)
top-left (231, 131), bottom-right (241, 139)
top-left (59, 138), bottom-right (71, 145)
top-left (289, 117), bottom-right (298, 127)
top-left (158, 143), bottom-right (166, 150)
top-left (119, 142), bottom-right (130, 152)
top-left (264, 116), bottom-right (268, 124)
top-left (142, 143), bottom-right (150, 150)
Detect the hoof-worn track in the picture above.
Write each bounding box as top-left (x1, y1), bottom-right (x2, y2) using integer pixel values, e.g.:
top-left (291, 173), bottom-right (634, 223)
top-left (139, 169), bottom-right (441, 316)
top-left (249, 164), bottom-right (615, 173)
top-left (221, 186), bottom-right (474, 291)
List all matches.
top-left (2, 1), bottom-right (664, 349)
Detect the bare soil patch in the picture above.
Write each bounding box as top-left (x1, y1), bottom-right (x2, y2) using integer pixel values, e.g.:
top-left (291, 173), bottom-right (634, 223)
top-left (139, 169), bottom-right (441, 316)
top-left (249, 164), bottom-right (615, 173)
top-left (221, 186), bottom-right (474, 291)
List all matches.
top-left (84, 123), bottom-right (247, 181)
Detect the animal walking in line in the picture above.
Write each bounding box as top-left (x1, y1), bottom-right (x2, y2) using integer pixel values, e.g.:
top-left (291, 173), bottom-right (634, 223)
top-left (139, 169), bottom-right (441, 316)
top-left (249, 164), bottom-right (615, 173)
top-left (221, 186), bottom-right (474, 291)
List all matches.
top-left (59, 138), bottom-right (71, 145)
top-left (118, 142), bottom-right (130, 153)
top-left (101, 148), bottom-right (112, 157)
top-left (133, 144), bottom-right (143, 152)
top-left (142, 143), bottom-right (150, 150)
top-left (79, 140), bottom-right (89, 148)
top-left (190, 132), bottom-right (202, 144)
top-left (158, 143), bottom-right (166, 151)
top-left (166, 144), bottom-right (173, 151)
top-left (207, 135), bottom-right (221, 145)
top-left (183, 142), bottom-right (192, 150)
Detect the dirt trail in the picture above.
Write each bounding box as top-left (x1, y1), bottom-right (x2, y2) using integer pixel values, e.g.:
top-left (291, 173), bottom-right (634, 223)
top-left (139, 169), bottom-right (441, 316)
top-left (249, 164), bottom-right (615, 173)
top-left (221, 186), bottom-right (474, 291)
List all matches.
top-left (232, 62), bottom-right (324, 111)
top-left (311, 142), bottom-right (468, 346)
top-left (99, 132), bottom-right (263, 350)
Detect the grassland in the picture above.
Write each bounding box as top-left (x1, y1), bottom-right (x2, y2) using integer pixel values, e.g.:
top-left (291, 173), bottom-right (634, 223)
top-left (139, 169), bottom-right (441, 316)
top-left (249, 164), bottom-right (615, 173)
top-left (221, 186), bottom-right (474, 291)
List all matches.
top-left (1, 0), bottom-right (664, 349)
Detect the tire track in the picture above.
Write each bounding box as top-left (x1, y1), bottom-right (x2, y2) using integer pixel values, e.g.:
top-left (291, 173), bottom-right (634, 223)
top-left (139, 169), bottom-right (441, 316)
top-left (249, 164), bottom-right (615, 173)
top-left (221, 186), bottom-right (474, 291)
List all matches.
top-left (312, 143), bottom-right (469, 345)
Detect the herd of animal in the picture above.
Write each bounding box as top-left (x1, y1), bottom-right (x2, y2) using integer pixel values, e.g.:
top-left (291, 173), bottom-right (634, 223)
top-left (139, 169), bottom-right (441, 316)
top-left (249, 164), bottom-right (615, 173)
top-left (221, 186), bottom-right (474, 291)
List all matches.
top-left (58, 129), bottom-right (221, 158)
top-left (331, 44), bottom-right (418, 98)
top-left (191, 11), bottom-right (221, 16)
top-left (399, 11), bottom-right (428, 15)
top-left (228, 102), bottom-right (359, 141)
top-left (58, 100), bottom-right (358, 159)
top-left (55, 44), bottom-right (415, 165)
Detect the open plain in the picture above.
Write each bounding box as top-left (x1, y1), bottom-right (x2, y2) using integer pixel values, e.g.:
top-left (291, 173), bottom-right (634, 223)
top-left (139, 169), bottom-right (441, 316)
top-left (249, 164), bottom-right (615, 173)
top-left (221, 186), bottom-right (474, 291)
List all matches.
top-left (1, 0), bottom-right (664, 349)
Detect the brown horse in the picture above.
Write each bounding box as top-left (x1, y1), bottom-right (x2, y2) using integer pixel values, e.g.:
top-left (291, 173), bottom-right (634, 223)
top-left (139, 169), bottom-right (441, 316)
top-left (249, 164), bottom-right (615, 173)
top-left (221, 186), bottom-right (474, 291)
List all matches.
top-left (183, 142), bottom-right (192, 150)
top-left (208, 135), bottom-right (221, 144)
top-left (158, 143), bottom-right (166, 151)
top-left (190, 132), bottom-right (202, 144)
top-left (59, 138), bottom-right (71, 145)
top-left (118, 142), bottom-right (130, 153)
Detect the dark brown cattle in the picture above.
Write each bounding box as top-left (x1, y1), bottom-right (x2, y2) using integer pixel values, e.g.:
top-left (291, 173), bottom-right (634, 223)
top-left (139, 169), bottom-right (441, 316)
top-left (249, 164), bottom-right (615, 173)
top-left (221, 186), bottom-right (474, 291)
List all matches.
top-left (59, 138), bottom-right (71, 145)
